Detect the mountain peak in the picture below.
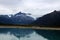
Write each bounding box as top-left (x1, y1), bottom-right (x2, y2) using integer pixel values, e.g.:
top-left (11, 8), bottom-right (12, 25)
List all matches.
top-left (33, 10), bottom-right (60, 27)
top-left (14, 12), bottom-right (26, 16)
top-left (0, 12), bottom-right (35, 25)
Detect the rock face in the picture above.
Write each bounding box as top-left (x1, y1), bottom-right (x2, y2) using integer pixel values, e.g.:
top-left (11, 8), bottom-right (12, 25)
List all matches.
top-left (0, 12), bottom-right (35, 25)
top-left (33, 10), bottom-right (60, 26)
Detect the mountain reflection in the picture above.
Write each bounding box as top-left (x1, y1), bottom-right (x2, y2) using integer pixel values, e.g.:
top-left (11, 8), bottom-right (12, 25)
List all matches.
top-left (0, 28), bottom-right (60, 40)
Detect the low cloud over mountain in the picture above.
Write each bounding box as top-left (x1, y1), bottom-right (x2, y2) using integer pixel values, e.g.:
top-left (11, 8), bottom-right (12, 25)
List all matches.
top-left (0, 12), bottom-right (35, 25)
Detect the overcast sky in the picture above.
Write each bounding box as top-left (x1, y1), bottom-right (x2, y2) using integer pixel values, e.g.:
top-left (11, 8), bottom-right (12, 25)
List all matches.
top-left (0, 0), bottom-right (60, 18)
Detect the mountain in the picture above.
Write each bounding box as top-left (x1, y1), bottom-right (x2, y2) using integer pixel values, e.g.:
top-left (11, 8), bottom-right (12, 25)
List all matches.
top-left (33, 10), bottom-right (60, 26)
top-left (0, 12), bottom-right (35, 25)
top-left (0, 15), bottom-right (12, 24)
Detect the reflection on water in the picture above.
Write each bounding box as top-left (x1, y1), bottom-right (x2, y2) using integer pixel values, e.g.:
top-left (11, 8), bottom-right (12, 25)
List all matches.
top-left (35, 30), bottom-right (60, 40)
top-left (0, 31), bottom-right (48, 40)
top-left (0, 28), bottom-right (60, 40)
top-left (0, 28), bottom-right (34, 38)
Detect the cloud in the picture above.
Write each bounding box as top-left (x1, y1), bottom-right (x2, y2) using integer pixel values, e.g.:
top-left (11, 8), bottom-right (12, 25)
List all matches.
top-left (20, 0), bottom-right (60, 18)
top-left (0, 5), bottom-right (13, 15)
top-left (0, 0), bottom-right (60, 18)
top-left (0, 0), bottom-right (21, 6)
top-left (41, 0), bottom-right (60, 3)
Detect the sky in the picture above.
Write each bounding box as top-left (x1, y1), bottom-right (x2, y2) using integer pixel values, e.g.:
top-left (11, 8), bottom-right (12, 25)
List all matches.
top-left (0, 0), bottom-right (60, 18)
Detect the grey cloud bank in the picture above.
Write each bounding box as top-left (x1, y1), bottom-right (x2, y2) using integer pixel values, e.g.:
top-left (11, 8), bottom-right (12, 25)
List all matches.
top-left (0, 0), bottom-right (60, 18)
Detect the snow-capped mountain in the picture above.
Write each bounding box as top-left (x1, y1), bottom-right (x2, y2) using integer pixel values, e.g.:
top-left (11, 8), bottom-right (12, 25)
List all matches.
top-left (0, 12), bottom-right (35, 25)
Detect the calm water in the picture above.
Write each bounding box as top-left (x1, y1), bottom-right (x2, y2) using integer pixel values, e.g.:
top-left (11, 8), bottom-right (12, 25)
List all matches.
top-left (0, 28), bottom-right (60, 40)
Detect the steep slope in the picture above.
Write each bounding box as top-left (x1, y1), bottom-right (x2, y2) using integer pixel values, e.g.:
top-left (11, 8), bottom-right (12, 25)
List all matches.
top-left (10, 12), bottom-right (34, 25)
top-left (0, 12), bottom-right (35, 25)
top-left (0, 15), bottom-right (12, 24)
top-left (33, 10), bottom-right (60, 26)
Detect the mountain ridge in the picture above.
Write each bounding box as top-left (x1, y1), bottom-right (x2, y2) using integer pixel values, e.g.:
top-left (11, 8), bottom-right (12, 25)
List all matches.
top-left (0, 12), bottom-right (35, 25)
top-left (33, 10), bottom-right (60, 27)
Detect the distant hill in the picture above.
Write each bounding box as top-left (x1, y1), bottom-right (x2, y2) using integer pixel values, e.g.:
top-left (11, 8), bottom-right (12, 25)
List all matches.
top-left (33, 10), bottom-right (60, 26)
top-left (0, 12), bottom-right (35, 25)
